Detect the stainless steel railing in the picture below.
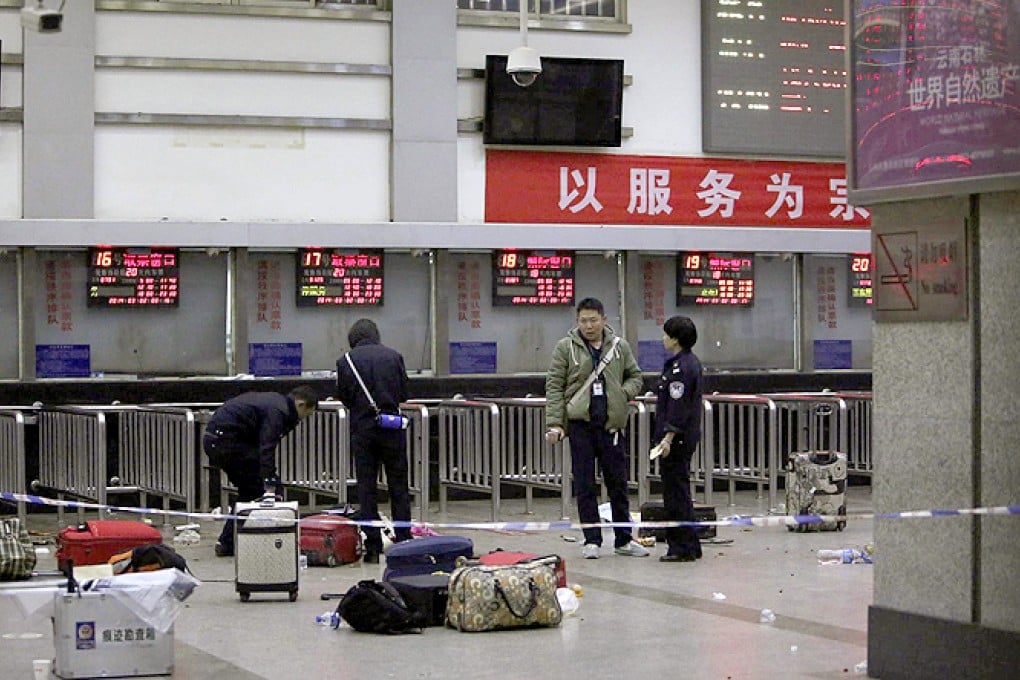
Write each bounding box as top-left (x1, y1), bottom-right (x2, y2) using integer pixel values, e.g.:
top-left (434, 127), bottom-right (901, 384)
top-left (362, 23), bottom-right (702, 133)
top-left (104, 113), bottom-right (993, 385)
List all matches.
top-left (0, 408), bottom-right (35, 524)
top-left (436, 399), bottom-right (502, 521)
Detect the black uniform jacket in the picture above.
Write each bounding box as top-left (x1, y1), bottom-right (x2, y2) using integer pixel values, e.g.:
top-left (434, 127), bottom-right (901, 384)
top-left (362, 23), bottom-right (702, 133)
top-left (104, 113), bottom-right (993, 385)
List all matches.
top-left (654, 349), bottom-right (704, 447)
top-left (336, 339), bottom-right (409, 431)
top-left (205, 392), bottom-right (301, 481)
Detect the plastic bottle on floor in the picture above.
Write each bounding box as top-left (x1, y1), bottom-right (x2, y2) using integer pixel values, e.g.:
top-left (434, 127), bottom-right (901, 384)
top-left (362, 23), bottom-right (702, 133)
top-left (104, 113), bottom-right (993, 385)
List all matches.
top-left (315, 611), bottom-right (340, 627)
top-left (817, 547), bottom-right (873, 565)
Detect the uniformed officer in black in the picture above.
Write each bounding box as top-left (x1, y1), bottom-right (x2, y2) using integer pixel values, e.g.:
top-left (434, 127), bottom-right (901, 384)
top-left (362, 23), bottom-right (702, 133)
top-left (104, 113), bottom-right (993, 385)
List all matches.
top-left (203, 386), bottom-right (319, 556)
top-left (651, 316), bottom-right (704, 562)
top-left (335, 318), bottom-right (413, 563)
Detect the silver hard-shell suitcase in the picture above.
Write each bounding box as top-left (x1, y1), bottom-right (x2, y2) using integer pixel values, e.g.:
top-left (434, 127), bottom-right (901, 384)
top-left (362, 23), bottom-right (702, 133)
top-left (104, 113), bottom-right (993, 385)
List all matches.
top-left (234, 499), bottom-right (300, 602)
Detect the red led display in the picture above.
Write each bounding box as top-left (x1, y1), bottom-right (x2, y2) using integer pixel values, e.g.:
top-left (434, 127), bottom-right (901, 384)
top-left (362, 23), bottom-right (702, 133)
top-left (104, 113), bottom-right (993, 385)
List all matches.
top-left (492, 250), bottom-right (575, 306)
top-left (87, 247), bottom-right (180, 307)
top-left (677, 252), bottom-right (754, 306)
top-left (296, 248), bottom-right (384, 306)
top-left (848, 253), bottom-right (873, 307)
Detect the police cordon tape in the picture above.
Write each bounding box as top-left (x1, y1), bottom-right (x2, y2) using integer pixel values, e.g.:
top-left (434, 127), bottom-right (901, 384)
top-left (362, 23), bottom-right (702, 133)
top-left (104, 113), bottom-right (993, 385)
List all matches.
top-left (2, 491), bottom-right (1019, 533)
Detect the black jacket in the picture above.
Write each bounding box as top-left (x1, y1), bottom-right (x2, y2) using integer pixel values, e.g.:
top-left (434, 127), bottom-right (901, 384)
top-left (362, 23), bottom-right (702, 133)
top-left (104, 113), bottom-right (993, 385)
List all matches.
top-left (336, 339), bottom-right (409, 431)
top-left (654, 349), bottom-right (703, 447)
top-left (205, 392), bottom-right (301, 481)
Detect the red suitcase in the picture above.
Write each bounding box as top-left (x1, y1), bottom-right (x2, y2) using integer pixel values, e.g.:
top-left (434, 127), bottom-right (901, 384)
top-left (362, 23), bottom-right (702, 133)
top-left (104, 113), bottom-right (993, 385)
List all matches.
top-left (56, 520), bottom-right (163, 574)
top-left (479, 550), bottom-right (567, 588)
top-left (299, 514), bottom-right (362, 567)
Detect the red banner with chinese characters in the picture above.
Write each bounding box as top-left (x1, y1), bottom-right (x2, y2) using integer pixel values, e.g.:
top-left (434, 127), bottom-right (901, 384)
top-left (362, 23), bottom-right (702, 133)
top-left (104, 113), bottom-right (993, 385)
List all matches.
top-left (485, 150), bottom-right (870, 228)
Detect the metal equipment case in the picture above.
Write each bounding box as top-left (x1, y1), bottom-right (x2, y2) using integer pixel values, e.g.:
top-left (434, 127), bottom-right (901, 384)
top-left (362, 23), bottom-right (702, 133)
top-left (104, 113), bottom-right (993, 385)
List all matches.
top-left (52, 590), bottom-right (174, 679)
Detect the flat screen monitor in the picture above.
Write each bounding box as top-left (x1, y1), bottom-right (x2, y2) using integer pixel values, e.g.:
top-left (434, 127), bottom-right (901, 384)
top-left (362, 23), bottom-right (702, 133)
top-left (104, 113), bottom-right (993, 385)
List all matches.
top-left (484, 55), bottom-right (624, 147)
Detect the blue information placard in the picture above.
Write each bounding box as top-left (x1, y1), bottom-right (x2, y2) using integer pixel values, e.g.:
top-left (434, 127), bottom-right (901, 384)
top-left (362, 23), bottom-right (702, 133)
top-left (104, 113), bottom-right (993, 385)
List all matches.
top-left (249, 343), bottom-right (302, 377)
top-left (36, 344), bottom-right (91, 378)
top-left (450, 342), bottom-right (497, 374)
top-left (813, 340), bottom-right (852, 370)
top-left (638, 340), bottom-right (671, 372)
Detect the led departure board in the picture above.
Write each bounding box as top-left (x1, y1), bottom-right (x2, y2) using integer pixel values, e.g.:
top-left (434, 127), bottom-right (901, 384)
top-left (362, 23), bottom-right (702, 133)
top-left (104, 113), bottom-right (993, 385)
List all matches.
top-left (296, 248), bottom-right (384, 307)
top-left (702, 0), bottom-right (847, 157)
top-left (492, 250), bottom-right (575, 306)
top-left (87, 247), bottom-right (180, 307)
top-left (677, 252), bottom-right (755, 306)
top-left (848, 253), bottom-right (873, 307)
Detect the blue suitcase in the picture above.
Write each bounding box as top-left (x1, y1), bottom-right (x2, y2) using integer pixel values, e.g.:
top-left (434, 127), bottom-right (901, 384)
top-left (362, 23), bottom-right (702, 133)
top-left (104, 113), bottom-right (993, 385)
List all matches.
top-left (382, 535), bottom-right (473, 580)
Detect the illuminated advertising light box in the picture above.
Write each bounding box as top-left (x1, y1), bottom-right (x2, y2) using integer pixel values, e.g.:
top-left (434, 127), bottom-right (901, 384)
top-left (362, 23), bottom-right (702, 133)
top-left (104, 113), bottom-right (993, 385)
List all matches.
top-left (677, 252), bottom-right (754, 306)
top-left (87, 247), bottom-right (179, 307)
top-left (849, 0), bottom-right (1020, 202)
top-left (492, 250), bottom-right (575, 306)
top-left (296, 248), bottom-right (384, 307)
top-left (848, 253), bottom-right (873, 307)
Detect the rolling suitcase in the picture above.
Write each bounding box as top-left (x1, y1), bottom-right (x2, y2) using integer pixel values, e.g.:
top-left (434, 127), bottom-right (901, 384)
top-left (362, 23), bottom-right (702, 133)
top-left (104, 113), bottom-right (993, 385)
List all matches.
top-left (299, 514), bottom-right (362, 567)
top-left (786, 450), bottom-right (847, 532)
top-left (478, 550), bottom-right (568, 588)
top-left (385, 573), bottom-right (451, 627)
top-left (638, 501), bottom-right (717, 540)
top-left (56, 520), bottom-right (163, 575)
top-left (382, 535), bottom-right (473, 580)
top-left (235, 498), bottom-right (300, 602)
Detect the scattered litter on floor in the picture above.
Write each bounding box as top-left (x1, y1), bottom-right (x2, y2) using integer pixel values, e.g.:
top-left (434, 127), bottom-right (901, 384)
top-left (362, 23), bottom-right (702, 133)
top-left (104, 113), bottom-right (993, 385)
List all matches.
top-left (854, 662), bottom-right (868, 674)
top-left (759, 608), bottom-right (776, 624)
top-left (560, 534), bottom-right (578, 542)
top-left (173, 530), bottom-right (201, 545)
top-left (789, 646), bottom-right (798, 654)
top-left (712, 592), bottom-right (727, 600)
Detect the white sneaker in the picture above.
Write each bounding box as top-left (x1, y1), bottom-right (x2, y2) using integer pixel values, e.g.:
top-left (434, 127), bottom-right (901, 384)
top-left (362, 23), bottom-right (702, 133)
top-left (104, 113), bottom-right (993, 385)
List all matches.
top-left (614, 540), bottom-right (651, 557)
top-left (581, 543), bottom-right (601, 559)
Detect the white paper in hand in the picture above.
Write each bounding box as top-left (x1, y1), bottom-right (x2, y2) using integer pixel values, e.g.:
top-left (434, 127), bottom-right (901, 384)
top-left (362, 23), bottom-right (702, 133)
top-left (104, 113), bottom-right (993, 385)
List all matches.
top-left (649, 443), bottom-right (668, 460)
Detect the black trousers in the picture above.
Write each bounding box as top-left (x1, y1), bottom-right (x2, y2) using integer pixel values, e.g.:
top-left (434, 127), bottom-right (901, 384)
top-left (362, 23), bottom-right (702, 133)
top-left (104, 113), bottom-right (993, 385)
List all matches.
top-left (567, 420), bottom-right (633, 548)
top-left (660, 441), bottom-right (702, 558)
top-left (352, 427), bottom-right (413, 553)
top-left (203, 435), bottom-right (264, 550)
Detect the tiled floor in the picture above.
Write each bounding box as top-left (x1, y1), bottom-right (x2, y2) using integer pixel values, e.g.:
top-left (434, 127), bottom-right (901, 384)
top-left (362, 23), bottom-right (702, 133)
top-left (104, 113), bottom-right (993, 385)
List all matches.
top-left (2, 486), bottom-right (875, 679)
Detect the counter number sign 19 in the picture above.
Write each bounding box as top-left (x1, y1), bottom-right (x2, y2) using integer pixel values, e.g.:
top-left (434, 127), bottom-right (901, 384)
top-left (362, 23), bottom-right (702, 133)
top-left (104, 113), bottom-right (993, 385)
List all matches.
top-left (677, 251), bottom-right (755, 306)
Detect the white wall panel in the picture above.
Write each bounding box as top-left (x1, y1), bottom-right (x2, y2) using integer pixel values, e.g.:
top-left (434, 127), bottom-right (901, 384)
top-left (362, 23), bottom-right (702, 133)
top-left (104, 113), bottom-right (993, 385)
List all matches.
top-left (94, 126), bottom-right (390, 221)
top-left (95, 70), bottom-right (390, 119)
top-left (96, 13), bottom-right (390, 63)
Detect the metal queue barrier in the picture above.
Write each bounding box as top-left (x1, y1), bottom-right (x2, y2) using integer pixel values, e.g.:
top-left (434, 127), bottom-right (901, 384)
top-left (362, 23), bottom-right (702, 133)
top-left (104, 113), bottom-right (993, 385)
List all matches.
top-left (116, 406), bottom-right (199, 516)
top-left (764, 392), bottom-right (849, 460)
top-left (703, 395), bottom-right (780, 510)
top-left (479, 398), bottom-right (571, 520)
top-left (276, 401), bottom-right (348, 510)
top-left (436, 400), bottom-right (502, 521)
top-left (0, 407), bottom-right (36, 524)
top-left (837, 391), bottom-right (873, 476)
top-left (37, 406), bottom-right (118, 524)
top-left (633, 397), bottom-right (713, 508)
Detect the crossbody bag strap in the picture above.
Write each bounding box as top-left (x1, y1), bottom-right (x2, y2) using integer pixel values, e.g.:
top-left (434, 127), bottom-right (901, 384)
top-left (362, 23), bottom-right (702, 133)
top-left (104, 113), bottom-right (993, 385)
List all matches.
top-left (566, 336), bottom-right (621, 410)
top-left (344, 353), bottom-right (380, 415)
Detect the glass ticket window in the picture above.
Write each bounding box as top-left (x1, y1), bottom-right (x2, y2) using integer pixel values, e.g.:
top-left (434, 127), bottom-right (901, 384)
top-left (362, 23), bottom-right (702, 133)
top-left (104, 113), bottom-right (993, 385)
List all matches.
top-left (802, 254), bottom-right (872, 370)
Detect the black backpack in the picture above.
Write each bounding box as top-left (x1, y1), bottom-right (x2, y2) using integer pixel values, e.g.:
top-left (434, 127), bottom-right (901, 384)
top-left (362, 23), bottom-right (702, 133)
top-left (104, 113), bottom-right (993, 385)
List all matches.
top-left (336, 579), bottom-right (425, 634)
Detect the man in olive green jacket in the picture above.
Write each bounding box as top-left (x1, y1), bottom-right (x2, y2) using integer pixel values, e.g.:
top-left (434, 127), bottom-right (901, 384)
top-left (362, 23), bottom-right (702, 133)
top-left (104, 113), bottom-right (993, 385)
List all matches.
top-left (545, 298), bottom-right (649, 559)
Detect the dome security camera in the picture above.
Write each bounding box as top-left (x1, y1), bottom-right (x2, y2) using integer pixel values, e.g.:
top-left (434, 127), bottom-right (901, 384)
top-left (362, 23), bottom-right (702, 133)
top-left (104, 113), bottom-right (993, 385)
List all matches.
top-left (507, 46), bottom-right (542, 87)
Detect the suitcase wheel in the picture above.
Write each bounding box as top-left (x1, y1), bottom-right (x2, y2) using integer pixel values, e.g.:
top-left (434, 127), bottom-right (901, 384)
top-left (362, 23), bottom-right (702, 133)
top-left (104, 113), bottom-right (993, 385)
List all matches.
top-left (326, 554), bottom-right (337, 568)
top-left (239, 592), bottom-right (251, 603)
top-left (289, 589), bottom-right (298, 602)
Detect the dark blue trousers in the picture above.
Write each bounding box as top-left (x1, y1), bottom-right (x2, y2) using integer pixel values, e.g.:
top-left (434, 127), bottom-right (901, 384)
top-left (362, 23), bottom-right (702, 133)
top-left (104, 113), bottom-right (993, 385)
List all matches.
top-left (567, 420), bottom-right (634, 548)
top-left (660, 441), bottom-right (702, 558)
